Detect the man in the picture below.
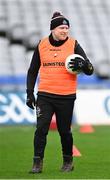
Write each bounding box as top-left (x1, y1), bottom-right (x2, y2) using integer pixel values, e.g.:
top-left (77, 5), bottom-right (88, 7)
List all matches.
top-left (26, 12), bottom-right (94, 173)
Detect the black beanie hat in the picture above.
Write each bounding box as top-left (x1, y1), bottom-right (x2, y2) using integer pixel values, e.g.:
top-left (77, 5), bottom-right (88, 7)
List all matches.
top-left (50, 12), bottom-right (70, 30)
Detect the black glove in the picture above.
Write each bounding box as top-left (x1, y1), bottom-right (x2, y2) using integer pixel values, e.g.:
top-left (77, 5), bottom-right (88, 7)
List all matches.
top-left (69, 58), bottom-right (94, 75)
top-left (82, 60), bottom-right (94, 75)
top-left (26, 90), bottom-right (35, 109)
top-left (69, 57), bottom-right (85, 72)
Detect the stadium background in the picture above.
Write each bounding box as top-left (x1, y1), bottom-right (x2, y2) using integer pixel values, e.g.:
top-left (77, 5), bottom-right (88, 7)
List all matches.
top-left (0, 0), bottom-right (110, 179)
top-left (0, 0), bottom-right (110, 125)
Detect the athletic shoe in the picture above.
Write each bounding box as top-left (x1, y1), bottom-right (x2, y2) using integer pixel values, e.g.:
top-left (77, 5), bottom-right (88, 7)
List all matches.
top-left (61, 161), bottom-right (74, 172)
top-left (29, 157), bottom-right (43, 173)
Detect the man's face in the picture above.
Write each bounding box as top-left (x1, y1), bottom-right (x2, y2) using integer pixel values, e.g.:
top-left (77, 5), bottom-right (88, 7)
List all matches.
top-left (52, 25), bottom-right (69, 41)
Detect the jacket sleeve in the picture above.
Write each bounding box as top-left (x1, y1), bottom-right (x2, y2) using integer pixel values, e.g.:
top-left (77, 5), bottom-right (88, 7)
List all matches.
top-left (26, 44), bottom-right (41, 92)
top-left (74, 40), bottom-right (94, 75)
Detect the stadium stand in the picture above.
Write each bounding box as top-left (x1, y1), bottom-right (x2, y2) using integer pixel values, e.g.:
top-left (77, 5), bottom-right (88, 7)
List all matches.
top-left (0, 0), bottom-right (110, 90)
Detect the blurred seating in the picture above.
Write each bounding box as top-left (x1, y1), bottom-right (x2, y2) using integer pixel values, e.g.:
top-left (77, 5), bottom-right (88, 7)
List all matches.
top-left (0, 37), bottom-right (12, 76)
top-left (0, 0), bottom-right (110, 90)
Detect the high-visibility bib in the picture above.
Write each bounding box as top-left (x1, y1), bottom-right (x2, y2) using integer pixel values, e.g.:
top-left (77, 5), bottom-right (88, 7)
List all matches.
top-left (38, 37), bottom-right (77, 95)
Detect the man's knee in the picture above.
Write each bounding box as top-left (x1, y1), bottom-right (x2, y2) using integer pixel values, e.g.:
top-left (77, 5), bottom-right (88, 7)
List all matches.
top-left (34, 127), bottom-right (49, 138)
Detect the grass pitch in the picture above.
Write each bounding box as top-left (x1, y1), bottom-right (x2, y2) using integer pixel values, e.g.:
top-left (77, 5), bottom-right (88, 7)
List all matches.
top-left (0, 125), bottom-right (110, 179)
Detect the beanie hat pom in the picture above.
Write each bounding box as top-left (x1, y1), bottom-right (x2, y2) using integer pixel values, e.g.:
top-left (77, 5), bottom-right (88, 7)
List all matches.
top-left (51, 12), bottom-right (63, 19)
top-left (50, 11), bottom-right (70, 30)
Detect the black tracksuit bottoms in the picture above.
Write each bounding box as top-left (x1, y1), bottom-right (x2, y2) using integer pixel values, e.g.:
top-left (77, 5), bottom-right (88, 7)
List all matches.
top-left (34, 95), bottom-right (76, 159)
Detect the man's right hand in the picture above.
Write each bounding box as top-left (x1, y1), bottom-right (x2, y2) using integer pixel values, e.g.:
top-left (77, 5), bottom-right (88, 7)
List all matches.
top-left (26, 90), bottom-right (35, 109)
